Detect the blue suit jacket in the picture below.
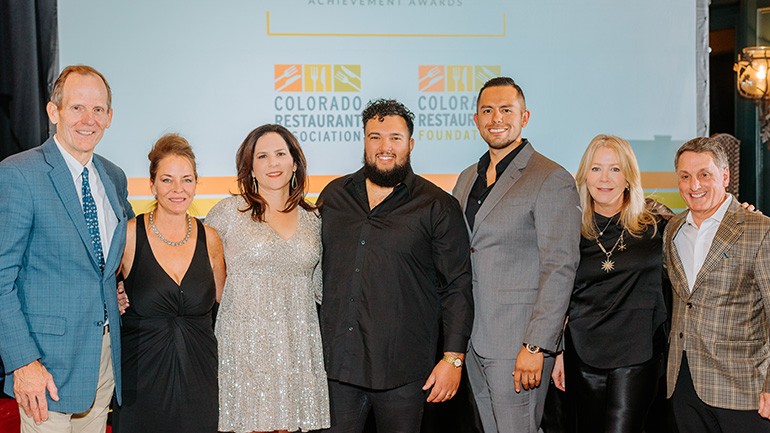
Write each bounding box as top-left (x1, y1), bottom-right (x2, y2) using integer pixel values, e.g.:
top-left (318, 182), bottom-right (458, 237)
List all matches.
top-left (0, 138), bottom-right (134, 413)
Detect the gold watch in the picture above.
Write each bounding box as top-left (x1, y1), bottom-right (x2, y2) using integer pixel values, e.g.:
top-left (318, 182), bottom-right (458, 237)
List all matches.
top-left (442, 354), bottom-right (464, 368)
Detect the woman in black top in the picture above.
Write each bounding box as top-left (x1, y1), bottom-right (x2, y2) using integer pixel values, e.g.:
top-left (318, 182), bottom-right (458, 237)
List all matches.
top-left (551, 134), bottom-right (671, 433)
top-left (113, 134), bottom-right (226, 433)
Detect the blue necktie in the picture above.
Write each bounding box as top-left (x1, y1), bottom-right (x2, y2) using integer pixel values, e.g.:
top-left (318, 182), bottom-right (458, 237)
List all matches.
top-left (82, 167), bottom-right (105, 272)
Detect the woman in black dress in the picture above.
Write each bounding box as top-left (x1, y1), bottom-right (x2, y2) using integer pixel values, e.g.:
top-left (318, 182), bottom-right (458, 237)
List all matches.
top-left (550, 134), bottom-right (671, 433)
top-left (113, 134), bottom-right (225, 433)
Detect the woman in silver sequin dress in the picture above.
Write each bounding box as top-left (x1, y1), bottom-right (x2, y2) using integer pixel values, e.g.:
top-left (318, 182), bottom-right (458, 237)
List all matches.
top-left (205, 124), bottom-right (329, 433)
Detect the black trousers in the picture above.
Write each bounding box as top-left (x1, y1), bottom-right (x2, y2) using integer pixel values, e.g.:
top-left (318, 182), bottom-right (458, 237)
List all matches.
top-left (671, 352), bottom-right (770, 433)
top-left (564, 347), bottom-right (662, 433)
top-left (324, 379), bottom-right (427, 433)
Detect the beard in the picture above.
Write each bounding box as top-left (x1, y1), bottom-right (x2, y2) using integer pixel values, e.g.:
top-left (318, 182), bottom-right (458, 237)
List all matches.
top-left (486, 138), bottom-right (517, 150)
top-left (363, 153), bottom-right (412, 187)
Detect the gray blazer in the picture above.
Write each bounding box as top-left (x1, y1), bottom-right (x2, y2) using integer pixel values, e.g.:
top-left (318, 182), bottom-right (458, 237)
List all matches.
top-left (452, 142), bottom-right (581, 359)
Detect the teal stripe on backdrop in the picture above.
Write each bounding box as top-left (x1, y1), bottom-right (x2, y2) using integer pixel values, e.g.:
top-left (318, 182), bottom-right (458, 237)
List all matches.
top-left (630, 136), bottom-right (683, 173)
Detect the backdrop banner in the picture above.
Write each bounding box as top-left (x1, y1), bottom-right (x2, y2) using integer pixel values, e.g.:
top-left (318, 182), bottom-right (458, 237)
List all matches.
top-left (59, 0), bottom-right (697, 213)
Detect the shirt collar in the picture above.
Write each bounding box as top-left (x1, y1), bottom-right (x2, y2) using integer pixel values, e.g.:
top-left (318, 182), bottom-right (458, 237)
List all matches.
top-left (476, 138), bottom-right (528, 177)
top-left (53, 135), bottom-right (95, 180)
top-left (685, 193), bottom-right (732, 227)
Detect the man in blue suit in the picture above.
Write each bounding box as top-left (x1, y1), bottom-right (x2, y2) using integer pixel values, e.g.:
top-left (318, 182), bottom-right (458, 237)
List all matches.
top-left (0, 65), bottom-right (133, 432)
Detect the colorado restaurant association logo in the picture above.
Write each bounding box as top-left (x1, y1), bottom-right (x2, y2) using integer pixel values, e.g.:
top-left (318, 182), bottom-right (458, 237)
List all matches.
top-left (273, 64), bottom-right (364, 144)
top-left (274, 64), bottom-right (362, 92)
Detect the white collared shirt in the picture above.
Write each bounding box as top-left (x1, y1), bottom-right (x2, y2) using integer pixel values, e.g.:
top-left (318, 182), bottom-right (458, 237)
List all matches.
top-left (53, 136), bottom-right (118, 258)
top-left (673, 194), bottom-right (732, 292)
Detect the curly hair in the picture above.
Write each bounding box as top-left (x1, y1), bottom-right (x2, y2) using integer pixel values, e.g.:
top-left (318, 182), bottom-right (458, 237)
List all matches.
top-left (361, 99), bottom-right (415, 137)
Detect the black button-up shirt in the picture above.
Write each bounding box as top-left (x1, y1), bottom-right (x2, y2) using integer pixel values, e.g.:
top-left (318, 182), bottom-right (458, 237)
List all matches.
top-left (318, 168), bottom-right (473, 389)
top-left (465, 139), bottom-right (528, 229)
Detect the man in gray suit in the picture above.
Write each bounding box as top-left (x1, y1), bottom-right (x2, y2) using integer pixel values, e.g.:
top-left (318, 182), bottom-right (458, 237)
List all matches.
top-left (452, 77), bottom-right (581, 433)
top-left (0, 65), bottom-right (133, 433)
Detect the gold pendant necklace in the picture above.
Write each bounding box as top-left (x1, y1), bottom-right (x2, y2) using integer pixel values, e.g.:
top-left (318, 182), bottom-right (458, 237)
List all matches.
top-left (595, 229), bottom-right (626, 273)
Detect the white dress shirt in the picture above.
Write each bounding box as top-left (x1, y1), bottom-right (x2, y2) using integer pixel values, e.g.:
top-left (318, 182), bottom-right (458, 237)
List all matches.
top-left (54, 137), bottom-right (118, 258)
top-left (673, 194), bottom-right (732, 293)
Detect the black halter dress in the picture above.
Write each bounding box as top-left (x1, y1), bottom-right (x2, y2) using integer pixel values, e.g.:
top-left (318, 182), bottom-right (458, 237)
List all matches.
top-left (112, 215), bottom-right (217, 433)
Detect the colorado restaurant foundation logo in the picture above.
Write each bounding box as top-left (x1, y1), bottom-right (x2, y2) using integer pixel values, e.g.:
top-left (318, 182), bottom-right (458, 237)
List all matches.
top-left (417, 65), bottom-right (501, 92)
top-left (273, 64), bottom-right (364, 144)
top-left (415, 64), bottom-right (500, 141)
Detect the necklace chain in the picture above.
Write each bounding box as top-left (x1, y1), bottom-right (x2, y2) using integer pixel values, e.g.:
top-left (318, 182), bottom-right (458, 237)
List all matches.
top-left (595, 229), bottom-right (626, 273)
top-left (149, 211), bottom-right (192, 247)
top-left (594, 216), bottom-right (614, 237)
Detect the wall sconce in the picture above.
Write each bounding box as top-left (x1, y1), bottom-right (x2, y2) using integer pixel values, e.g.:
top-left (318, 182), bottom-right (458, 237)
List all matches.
top-left (735, 46), bottom-right (770, 145)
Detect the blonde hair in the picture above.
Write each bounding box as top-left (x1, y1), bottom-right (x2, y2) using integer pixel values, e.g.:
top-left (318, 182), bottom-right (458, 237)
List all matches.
top-left (575, 134), bottom-right (657, 238)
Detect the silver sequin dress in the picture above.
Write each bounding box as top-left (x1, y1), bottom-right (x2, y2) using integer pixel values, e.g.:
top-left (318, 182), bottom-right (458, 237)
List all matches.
top-left (205, 196), bottom-right (330, 432)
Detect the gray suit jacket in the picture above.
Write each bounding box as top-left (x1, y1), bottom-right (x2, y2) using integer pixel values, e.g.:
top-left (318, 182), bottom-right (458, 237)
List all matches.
top-left (453, 142), bottom-right (581, 358)
top-left (0, 138), bottom-right (134, 412)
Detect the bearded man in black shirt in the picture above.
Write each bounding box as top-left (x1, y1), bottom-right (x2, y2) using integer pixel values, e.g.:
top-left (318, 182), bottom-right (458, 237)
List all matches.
top-left (317, 99), bottom-right (474, 433)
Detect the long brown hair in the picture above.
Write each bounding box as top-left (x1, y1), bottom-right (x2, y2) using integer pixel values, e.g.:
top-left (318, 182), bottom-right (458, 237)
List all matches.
top-left (235, 124), bottom-right (314, 221)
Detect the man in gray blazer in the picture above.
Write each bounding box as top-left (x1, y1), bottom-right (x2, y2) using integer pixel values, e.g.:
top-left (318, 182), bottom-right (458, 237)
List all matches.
top-left (0, 65), bottom-right (133, 433)
top-left (452, 77), bottom-right (581, 433)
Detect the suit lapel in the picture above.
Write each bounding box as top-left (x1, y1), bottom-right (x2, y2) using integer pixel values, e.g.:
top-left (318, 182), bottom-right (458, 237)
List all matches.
top-left (665, 213), bottom-right (690, 300)
top-left (42, 140), bottom-right (101, 271)
top-left (455, 167), bottom-right (477, 237)
top-left (456, 167), bottom-right (476, 214)
top-left (93, 157), bottom-right (125, 273)
top-left (471, 143), bottom-right (533, 234)
top-left (692, 198), bottom-right (743, 292)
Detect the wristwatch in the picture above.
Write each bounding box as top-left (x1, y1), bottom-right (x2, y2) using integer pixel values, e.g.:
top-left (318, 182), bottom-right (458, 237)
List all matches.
top-left (442, 354), bottom-right (464, 368)
top-left (523, 343), bottom-right (542, 354)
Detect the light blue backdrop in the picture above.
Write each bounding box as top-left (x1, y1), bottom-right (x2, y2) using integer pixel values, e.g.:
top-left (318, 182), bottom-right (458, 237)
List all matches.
top-left (59, 0), bottom-right (697, 179)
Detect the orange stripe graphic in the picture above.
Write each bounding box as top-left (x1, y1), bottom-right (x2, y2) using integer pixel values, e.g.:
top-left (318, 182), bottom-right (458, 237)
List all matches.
top-left (128, 174), bottom-right (463, 197)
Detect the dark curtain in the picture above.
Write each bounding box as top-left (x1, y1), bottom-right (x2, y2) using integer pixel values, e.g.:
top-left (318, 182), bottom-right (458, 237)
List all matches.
top-left (0, 0), bottom-right (58, 162)
top-left (0, 0), bottom-right (57, 392)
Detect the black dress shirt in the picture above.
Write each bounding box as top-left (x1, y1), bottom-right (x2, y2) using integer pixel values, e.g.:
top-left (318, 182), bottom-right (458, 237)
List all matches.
top-left (318, 167), bottom-right (474, 390)
top-left (465, 139), bottom-right (527, 228)
top-left (567, 211), bottom-right (669, 369)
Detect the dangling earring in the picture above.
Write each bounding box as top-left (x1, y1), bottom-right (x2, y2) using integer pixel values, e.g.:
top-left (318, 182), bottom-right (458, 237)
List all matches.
top-left (252, 177), bottom-right (258, 192)
top-left (291, 171), bottom-right (297, 190)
